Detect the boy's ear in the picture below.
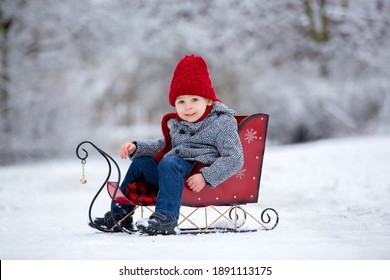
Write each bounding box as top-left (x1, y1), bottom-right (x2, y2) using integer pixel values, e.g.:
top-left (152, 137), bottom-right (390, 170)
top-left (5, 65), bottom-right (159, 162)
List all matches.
top-left (207, 99), bottom-right (213, 106)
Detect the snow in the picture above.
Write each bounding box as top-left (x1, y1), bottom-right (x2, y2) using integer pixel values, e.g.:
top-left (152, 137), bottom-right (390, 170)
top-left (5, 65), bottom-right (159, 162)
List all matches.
top-left (0, 135), bottom-right (390, 260)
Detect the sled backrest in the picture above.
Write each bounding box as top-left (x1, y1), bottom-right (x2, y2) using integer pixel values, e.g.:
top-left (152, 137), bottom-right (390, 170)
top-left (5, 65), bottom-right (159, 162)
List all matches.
top-left (181, 113), bottom-right (269, 207)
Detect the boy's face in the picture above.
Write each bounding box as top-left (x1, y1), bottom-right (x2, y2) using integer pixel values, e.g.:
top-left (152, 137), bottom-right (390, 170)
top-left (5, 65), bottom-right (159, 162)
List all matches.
top-left (175, 95), bottom-right (213, 122)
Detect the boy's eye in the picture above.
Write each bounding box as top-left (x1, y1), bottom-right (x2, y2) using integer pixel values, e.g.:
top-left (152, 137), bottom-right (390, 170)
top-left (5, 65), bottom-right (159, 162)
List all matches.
top-left (191, 98), bottom-right (198, 102)
top-left (177, 100), bottom-right (184, 104)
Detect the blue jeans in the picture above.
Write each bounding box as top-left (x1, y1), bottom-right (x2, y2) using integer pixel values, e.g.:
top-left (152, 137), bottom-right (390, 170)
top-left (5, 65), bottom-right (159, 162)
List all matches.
top-left (115, 156), bottom-right (193, 220)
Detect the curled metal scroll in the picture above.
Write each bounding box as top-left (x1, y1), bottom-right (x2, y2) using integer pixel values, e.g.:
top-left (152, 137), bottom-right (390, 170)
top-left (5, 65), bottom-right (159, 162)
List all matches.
top-left (76, 141), bottom-right (130, 234)
top-left (228, 206), bottom-right (247, 229)
top-left (260, 207), bottom-right (279, 231)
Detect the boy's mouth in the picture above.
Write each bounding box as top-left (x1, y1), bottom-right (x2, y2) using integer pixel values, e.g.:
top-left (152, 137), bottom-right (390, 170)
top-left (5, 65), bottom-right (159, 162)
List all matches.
top-left (185, 113), bottom-right (196, 117)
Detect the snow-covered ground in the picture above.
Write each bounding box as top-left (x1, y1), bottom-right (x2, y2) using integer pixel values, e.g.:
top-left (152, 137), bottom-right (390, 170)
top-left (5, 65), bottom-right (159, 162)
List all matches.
top-left (0, 135), bottom-right (389, 260)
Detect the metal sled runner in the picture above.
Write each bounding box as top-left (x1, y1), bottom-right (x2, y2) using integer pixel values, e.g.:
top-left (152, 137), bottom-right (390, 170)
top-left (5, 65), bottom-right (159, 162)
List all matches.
top-left (76, 113), bottom-right (279, 234)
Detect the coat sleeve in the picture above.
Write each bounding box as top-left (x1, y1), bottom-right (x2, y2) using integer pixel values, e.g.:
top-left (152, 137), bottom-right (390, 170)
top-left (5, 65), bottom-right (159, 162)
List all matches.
top-left (130, 139), bottom-right (165, 159)
top-left (199, 117), bottom-right (244, 188)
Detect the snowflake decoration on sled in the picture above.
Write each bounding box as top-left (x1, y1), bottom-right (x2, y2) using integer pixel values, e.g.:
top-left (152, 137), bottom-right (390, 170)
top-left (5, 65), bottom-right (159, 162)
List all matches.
top-left (235, 168), bottom-right (246, 180)
top-left (244, 128), bottom-right (258, 144)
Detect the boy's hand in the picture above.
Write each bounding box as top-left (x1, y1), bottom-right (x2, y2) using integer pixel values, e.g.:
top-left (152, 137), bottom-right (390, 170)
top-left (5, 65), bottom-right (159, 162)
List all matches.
top-left (186, 173), bottom-right (206, 193)
top-left (119, 143), bottom-right (136, 159)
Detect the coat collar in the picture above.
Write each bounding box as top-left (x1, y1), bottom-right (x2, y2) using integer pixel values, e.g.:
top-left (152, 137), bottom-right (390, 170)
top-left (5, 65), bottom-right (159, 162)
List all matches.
top-left (154, 105), bottom-right (213, 162)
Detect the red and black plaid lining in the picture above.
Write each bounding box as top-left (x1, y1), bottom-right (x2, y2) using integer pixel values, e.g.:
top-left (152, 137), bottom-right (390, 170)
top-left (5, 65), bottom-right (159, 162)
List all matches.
top-left (125, 181), bottom-right (158, 206)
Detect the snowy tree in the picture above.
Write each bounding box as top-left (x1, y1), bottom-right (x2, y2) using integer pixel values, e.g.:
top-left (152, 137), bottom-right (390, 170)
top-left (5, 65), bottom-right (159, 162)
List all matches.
top-left (0, 0), bottom-right (389, 165)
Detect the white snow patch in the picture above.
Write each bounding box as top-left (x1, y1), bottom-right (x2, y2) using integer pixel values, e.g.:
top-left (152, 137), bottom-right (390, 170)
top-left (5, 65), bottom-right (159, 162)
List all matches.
top-left (0, 136), bottom-right (389, 260)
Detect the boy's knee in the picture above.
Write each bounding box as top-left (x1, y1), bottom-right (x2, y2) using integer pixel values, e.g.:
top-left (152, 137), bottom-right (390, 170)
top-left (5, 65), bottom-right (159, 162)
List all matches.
top-left (158, 156), bottom-right (190, 174)
top-left (131, 156), bottom-right (155, 168)
top-left (159, 156), bottom-right (180, 169)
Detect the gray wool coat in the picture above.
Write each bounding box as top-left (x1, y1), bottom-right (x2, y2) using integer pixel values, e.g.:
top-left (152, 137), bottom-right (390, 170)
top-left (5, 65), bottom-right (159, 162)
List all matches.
top-left (130, 102), bottom-right (244, 188)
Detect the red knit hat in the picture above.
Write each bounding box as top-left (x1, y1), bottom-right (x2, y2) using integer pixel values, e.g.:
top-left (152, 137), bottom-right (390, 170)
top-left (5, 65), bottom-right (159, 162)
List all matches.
top-left (169, 54), bottom-right (219, 106)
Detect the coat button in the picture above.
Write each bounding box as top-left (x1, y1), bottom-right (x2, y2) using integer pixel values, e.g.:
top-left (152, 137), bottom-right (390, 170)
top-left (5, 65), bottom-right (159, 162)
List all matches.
top-left (175, 149), bottom-right (180, 154)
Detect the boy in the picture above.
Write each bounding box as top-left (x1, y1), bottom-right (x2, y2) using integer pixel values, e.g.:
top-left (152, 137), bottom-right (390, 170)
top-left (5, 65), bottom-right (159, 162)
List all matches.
top-left (92, 54), bottom-right (244, 235)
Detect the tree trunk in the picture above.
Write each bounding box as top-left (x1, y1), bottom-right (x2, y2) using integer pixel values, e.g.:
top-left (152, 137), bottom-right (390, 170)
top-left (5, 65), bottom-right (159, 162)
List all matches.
top-left (303, 0), bottom-right (329, 43)
top-left (0, 1), bottom-right (13, 164)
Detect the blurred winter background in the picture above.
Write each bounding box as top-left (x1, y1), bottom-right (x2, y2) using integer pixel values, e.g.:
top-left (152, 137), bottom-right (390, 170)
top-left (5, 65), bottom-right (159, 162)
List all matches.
top-left (1, 0), bottom-right (389, 165)
top-left (1, 0), bottom-right (390, 262)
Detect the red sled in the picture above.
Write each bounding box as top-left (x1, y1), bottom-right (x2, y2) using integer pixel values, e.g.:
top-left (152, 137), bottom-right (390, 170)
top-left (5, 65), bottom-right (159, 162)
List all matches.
top-left (77, 114), bottom-right (279, 234)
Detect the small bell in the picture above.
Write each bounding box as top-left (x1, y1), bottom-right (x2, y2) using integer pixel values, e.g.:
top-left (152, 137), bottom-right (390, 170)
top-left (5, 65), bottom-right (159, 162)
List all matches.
top-left (80, 159), bottom-right (87, 184)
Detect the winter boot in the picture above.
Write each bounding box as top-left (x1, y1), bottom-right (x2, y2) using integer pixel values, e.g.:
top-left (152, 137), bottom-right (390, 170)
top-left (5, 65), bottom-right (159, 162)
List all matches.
top-left (90, 211), bottom-right (134, 232)
top-left (135, 212), bottom-right (179, 235)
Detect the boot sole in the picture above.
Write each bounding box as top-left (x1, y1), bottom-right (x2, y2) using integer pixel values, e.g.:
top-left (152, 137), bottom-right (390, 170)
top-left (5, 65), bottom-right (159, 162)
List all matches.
top-left (136, 223), bottom-right (179, 235)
